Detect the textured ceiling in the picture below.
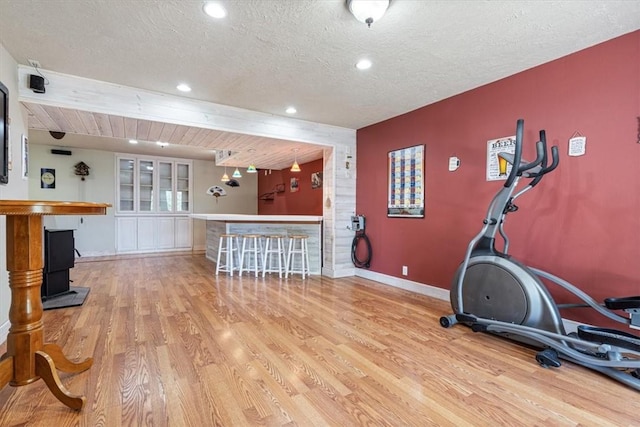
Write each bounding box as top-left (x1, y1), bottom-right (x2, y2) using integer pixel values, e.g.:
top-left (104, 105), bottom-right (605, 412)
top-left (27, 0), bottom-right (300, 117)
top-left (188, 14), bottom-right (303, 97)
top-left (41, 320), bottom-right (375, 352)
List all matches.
top-left (0, 0), bottom-right (639, 162)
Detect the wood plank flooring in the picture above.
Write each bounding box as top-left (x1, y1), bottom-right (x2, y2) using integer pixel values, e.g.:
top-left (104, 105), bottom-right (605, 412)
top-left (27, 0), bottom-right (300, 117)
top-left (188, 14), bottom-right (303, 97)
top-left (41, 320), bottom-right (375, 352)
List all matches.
top-left (0, 253), bottom-right (638, 426)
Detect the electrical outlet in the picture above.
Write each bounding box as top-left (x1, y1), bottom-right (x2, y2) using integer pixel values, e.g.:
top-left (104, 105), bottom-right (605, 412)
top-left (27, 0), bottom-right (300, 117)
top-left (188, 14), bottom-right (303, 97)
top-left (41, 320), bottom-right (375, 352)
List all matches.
top-left (27, 59), bottom-right (41, 68)
top-left (402, 265), bottom-right (408, 276)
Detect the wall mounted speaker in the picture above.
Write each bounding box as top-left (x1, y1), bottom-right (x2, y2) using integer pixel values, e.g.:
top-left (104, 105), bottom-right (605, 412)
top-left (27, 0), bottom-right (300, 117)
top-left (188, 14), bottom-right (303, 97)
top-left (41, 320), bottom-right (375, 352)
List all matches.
top-left (29, 74), bottom-right (45, 94)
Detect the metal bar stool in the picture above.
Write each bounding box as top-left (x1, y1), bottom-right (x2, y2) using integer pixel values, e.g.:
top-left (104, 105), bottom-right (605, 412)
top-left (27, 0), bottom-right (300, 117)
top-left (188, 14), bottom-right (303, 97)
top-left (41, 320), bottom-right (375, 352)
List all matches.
top-left (215, 233), bottom-right (240, 276)
top-left (239, 234), bottom-right (263, 277)
top-left (262, 235), bottom-right (286, 278)
top-left (285, 234), bottom-right (310, 279)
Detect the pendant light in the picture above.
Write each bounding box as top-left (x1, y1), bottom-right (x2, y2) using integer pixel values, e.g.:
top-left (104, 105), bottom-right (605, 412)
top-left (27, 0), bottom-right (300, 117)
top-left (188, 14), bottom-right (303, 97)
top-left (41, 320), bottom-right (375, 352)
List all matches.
top-left (220, 166), bottom-right (229, 182)
top-left (232, 167), bottom-right (242, 178)
top-left (246, 149), bottom-right (257, 173)
top-left (290, 149), bottom-right (301, 172)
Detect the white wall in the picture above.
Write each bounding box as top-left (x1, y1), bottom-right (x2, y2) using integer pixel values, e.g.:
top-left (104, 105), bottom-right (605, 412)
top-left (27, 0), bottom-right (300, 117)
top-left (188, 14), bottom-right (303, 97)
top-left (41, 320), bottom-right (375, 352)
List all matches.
top-left (0, 44), bottom-right (30, 343)
top-left (192, 159), bottom-right (258, 250)
top-left (28, 143), bottom-right (116, 256)
top-left (27, 136), bottom-right (259, 254)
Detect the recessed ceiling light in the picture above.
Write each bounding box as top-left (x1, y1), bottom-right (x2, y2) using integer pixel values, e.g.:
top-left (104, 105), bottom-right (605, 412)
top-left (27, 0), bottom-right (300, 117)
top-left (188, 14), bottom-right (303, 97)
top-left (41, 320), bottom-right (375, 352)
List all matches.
top-left (156, 141), bottom-right (169, 147)
top-left (203, 2), bottom-right (227, 19)
top-left (176, 83), bottom-right (191, 92)
top-left (356, 59), bottom-right (372, 70)
top-left (128, 139), bottom-right (138, 144)
top-left (286, 106), bottom-right (297, 114)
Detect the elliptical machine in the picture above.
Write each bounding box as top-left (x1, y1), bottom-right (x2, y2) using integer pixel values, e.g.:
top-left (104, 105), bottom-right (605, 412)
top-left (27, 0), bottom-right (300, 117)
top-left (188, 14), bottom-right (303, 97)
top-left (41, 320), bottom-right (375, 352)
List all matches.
top-left (440, 119), bottom-right (640, 391)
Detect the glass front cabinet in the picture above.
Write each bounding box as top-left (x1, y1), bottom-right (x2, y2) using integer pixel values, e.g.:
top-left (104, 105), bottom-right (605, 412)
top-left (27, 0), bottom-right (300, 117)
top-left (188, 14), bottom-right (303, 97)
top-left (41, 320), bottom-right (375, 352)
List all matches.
top-left (116, 155), bottom-right (192, 214)
top-left (116, 154), bottom-right (193, 253)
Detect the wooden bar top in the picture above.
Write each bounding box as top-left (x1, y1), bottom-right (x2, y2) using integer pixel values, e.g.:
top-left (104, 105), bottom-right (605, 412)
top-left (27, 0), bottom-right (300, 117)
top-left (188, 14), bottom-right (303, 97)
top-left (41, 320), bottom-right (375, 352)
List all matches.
top-left (0, 200), bottom-right (110, 216)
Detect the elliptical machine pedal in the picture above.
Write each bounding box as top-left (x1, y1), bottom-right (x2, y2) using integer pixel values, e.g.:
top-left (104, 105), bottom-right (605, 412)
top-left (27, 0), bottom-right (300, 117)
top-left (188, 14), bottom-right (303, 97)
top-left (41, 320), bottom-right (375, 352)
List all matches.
top-left (535, 349), bottom-right (561, 368)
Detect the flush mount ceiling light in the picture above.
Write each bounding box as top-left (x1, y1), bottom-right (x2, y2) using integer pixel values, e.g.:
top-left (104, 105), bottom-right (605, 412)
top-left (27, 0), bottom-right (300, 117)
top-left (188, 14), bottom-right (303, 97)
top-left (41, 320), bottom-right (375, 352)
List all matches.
top-left (203, 1), bottom-right (227, 19)
top-left (128, 139), bottom-right (138, 144)
top-left (286, 106), bottom-right (297, 114)
top-left (176, 83), bottom-right (191, 92)
top-left (347, 0), bottom-right (390, 28)
top-left (356, 59), bottom-right (372, 70)
top-left (290, 149), bottom-right (301, 173)
top-left (156, 141), bottom-right (169, 147)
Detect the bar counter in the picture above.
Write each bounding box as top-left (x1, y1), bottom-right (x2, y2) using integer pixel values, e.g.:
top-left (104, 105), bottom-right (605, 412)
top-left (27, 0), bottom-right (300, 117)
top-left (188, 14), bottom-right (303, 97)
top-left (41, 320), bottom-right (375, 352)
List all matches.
top-left (190, 214), bottom-right (323, 274)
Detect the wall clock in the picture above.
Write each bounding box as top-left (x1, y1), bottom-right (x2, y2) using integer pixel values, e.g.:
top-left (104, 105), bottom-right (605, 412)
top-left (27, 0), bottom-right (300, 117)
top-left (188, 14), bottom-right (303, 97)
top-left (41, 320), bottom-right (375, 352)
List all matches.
top-left (40, 168), bottom-right (55, 189)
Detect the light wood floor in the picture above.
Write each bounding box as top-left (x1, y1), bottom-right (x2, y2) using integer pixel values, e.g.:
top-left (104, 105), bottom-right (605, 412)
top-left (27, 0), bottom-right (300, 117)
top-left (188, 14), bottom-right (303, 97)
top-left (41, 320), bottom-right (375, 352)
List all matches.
top-left (0, 253), bottom-right (638, 426)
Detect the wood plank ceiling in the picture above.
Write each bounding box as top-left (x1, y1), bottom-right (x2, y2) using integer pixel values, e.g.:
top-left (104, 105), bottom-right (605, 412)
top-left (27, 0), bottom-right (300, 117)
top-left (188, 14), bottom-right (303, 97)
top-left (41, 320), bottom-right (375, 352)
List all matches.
top-left (24, 102), bottom-right (326, 170)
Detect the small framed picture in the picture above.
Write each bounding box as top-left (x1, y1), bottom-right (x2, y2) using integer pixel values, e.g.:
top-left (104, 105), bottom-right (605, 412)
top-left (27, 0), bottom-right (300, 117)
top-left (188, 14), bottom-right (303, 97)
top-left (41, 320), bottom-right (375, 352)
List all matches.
top-left (311, 171), bottom-right (323, 189)
top-left (41, 168), bottom-right (56, 189)
top-left (21, 134), bottom-right (28, 179)
top-left (290, 177), bottom-right (299, 193)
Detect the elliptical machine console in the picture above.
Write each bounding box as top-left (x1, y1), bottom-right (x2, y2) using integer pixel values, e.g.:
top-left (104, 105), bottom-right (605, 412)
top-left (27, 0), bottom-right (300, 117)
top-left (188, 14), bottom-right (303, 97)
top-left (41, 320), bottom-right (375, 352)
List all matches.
top-left (440, 119), bottom-right (640, 392)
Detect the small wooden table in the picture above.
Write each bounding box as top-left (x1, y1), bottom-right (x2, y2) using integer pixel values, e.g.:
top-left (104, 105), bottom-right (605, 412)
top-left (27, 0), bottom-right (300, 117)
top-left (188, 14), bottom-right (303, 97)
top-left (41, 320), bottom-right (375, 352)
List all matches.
top-left (0, 200), bottom-right (110, 410)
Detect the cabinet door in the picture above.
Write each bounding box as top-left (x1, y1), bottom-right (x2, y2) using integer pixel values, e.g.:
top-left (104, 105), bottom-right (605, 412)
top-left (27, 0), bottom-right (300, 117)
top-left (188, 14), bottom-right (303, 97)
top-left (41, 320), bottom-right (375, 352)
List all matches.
top-left (117, 158), bottom-right (135, 212)
top-left (138, 160), bottom-right (155, 212)
top-left (175, 217), bottom-right (192, 248)
top-left (116, 217), bottom-right (137, 252)
top-left (157, 217), bottom-right (175, 248)
top-left (175, 163), bottom-right (191, 212)
top-left (137, 217), bottom-right (156, 250)
top-left (158, 161), bottom-right (174, 212)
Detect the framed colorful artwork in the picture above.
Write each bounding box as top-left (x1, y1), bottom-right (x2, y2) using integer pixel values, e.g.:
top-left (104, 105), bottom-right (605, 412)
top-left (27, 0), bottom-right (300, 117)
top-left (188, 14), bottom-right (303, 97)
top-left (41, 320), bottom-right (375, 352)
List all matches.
top-left (387, 145), bottom-right (425, 218)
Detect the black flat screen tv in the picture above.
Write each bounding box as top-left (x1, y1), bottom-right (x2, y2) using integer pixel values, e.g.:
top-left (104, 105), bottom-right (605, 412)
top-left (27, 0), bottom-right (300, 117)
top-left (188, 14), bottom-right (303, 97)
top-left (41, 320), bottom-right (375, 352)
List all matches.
top-left (0, 80), bottom-right (8, 184)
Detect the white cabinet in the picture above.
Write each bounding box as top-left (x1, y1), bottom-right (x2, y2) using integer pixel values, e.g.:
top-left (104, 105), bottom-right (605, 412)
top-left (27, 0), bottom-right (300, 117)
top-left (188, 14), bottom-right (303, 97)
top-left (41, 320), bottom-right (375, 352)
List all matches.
top-left (117, 158), bottom-right (135, 212)
top-left (115, 154), bottom-right (193, 254)
top-left (157, 217), bottom-right (176, 249)
top-left (137, 217), bottom-right (157, 250)
top-left (116, 216), bottom-right (191, 253)
top-left (175, 217), bottom-right (192, 249)
top-left (158, 161), bottom-right (173, 212)
top-left (116, 217), bottom-right (137, 252)
top-left (176, 163), bottom-right (190, 212)
top-left (116, 154), bottom-right (192, 214)
top-left (138, 160), bottom-right (155, 212)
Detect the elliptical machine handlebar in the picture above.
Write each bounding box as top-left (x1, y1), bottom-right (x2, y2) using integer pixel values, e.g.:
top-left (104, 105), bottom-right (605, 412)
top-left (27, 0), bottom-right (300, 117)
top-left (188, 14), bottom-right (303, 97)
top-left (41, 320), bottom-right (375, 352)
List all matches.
top-left (501, 121), bottom-right (559, 189)
top-left (529, 130), bottom-right (560, 187)
top-left (502, 119), bottom-right (546, 188)
top-left (503, 119), bottom-right (524, 188)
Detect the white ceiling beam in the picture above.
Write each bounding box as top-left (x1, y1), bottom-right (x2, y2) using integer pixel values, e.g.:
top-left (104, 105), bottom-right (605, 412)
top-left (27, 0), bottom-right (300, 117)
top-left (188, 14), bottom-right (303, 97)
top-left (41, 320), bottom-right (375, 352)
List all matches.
top-left (17, 66), bottom-right (355, 148)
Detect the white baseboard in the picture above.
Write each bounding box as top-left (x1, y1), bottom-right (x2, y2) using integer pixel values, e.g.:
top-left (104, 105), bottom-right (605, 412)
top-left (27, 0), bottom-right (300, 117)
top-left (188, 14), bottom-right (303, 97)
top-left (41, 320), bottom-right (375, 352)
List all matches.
top-left (0, 320), bottom-right (9, 346)
top-left (322, 266), bottom-right (355, 278)
top-left (77, 250), bottom-right (114, 258)
top-left (354, 269), bottom-right (450, 300)
top-left (354, 269), bottom-right (587, 331)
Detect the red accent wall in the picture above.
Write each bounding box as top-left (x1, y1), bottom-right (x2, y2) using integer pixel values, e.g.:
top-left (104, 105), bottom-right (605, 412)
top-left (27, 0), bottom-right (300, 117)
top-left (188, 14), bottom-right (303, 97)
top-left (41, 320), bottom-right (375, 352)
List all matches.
top-left (257, 159), bottom-right (323, 215)
top-left (356, 31), bottom-right (640, 326)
